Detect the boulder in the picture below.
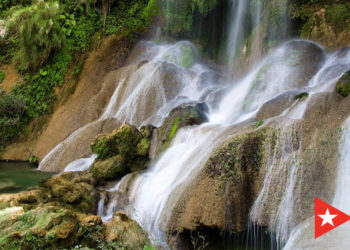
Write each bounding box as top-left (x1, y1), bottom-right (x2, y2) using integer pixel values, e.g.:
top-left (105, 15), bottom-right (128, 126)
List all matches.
top-left (90, 123), bottom-right (151, 182)
top-left (92, 155), bottom-right (126, 183)
top-left (104, 211), bottom-right (150, 249)
top-left (39, 175), bottom-right (98, 214)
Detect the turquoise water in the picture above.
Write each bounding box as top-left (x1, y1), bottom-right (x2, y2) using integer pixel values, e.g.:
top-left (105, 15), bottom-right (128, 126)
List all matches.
top-left (0, 161), bottom-right (52, 194)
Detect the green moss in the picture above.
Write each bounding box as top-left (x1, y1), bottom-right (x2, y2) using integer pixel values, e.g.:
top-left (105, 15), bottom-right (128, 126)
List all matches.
top-left (326, 4), bottom-right (350, 32)
top-left (336, 71), bottom-right (350, 97)
top-left (92, 155), bottom-right (126, 182)
top-left (137, 138), bottom-right (150, 157)
top-left (29, 155), bottom-right (39, 166)
top-left (0, 71), bottom-right (4, 83)
top-left (91, 137), bottom-right (117, 160)
top-left (165, 117), bottom-right (180, 148)
top-left (255, 120), bottom-right (264, 128)
top-left (114, 124), bottom-right (143, 162)
top-left (295, 92), bottom-right (309, 100)
top-left (179, 46), bottom-right (195, 68)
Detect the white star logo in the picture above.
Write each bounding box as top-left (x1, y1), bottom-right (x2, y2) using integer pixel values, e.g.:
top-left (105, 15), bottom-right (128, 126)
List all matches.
top-left (318, 208), bottom-right (338, 227)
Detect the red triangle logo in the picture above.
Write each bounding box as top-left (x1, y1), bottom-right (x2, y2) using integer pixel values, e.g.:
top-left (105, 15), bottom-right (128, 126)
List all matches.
top-left (315, 197), bottom-right (350, 239)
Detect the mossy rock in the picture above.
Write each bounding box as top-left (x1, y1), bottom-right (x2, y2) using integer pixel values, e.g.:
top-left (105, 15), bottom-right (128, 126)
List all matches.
top-left (90, 133), bottom-right (117, 160)
top-left (336, 71), bottom-right (350, 97)
top-left (39, 176), bottom-right (98, 214)
top-left (90, 124), bottom-right (151, 180)
top-left (91, 155), bottom-right (126, 183)
top-left (155, 102), bottom-right (208, 156)
top-left (114, 123), bottom-right (143, 162)
top-left (104, 211), bottom-right (150, 249)
top-left (91, 123), bottom-right (149, 163)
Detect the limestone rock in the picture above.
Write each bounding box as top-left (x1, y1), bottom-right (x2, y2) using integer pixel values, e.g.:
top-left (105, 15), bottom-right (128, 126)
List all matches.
top-left (104, 211), bottom-right (150, 249)
top-left (92, 155), bottom-right (126, 183)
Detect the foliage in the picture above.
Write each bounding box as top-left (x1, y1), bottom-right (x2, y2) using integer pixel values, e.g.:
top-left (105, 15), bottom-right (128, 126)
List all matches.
top-left (0, 91), bottom-right (26, 147)
top-left (29, 155), bottom-right (39, 166)
top-left (6, 0), bottom-right (66, 72)
top-left (0, 0), bottom-right (158, 150)
top-left (190, 231), bottom-right (209, 250)
top-left (91, 137), bottom-right (117, 160)
top-left (295, 92), bottom-right (309, 100)
top-left (336, 71), bottom-right (350, 97)
top-left (165, 117), bottom-right (180, 148)
top-left (0, 70), bottom-right (4, 83)
top-left (255, 120), bottom-right (264, 128)
top-left (161, 0), bottom-right (219, 37)
top-left (104, 0), bottom-right (157, 36)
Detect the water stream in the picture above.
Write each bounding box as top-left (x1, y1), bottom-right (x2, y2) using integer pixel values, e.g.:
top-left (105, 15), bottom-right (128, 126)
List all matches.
top-left (36, 0), bottom-right (350, 248)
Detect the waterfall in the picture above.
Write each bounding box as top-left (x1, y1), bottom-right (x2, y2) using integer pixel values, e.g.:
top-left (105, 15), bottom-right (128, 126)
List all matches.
top-left (35, 0), bottom-right (350, 248)
top-left (39, 41), bottom-right (223, 172)
top-left (225, 0), bottom-right (248, 65)
top-left (284, 116), bottom-right (350, 249)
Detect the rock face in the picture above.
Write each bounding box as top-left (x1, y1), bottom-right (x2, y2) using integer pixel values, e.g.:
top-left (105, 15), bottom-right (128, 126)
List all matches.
top-left (168, 89), bottom-right (350, 240)
top-left (256, 90), bottom-right (308, 121)
top-left (169, 126), bottom-right (275, 233)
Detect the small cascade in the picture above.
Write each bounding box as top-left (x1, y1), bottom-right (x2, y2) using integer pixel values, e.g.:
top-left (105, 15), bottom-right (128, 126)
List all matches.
top-left (250, 124), bottom-right (303, 247)
top-left (284, 116), bottom-right (350, 249)
top-left (39, 40), bottom-right (223, 172)
top-left (35, 0), bottom-right (350, 248)
top-left (225, 0), bottom-right (249, 65)
top-left (64, 154), bottom-right (97, 172)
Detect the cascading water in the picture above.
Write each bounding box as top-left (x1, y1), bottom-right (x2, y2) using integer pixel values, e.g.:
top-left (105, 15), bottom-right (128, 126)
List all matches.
top-left (284, 116), bottom-right (350, 250)
top-left (36, 0), bottom-right (350, 249)
top-left (225, 0), bottom-right (248, 65)
top-left (120, 40), bottom-right (329, 247)
top-left (39, 40), bottom-right (224, 172)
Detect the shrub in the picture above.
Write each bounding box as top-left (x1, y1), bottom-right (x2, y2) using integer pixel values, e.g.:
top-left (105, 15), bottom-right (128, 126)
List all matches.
top-left (336, 71), bottom-right (350, 97)
top-left (29, 155), bottom-right (39, 166)
top-left (255, 120), bottom-right (264, 128)
top-left (0, 70), bottom-right (4, 83)
top-left (6, 0), bottom-right (66, 72)
top-left (0, 91), bottom-right (26, 146)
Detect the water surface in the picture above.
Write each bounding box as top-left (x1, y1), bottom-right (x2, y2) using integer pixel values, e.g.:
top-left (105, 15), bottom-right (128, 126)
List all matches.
top-left (0, 161), bottom-right (52, 194)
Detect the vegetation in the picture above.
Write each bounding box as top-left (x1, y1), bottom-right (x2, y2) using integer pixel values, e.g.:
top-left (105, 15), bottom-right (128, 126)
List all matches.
top-left (161, 0), bottom-right (219, 37)
top-left (91, 124), bottom-right (150, 182)
top-left (0, 91), bottom-right (26, 150)
top-left (29, 155), bottom-right (39, 166)
top-left (0, 70), bottom-right (4, 83)
top-left (255, 120), bottom-right (264, 128)
top-left (6, 1), bottom-right (66, 72)
top-left (166, 117), bottom-right (180, 148)
top-left (295, 92), bottom-right (309, 100)
top-left (336, 71), bottom-right (350, 97)
top-left (0, 0), bottom-right (158, 152)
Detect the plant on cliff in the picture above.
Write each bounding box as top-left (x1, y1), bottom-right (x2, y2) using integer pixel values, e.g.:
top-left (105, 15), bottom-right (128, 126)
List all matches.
top-left (6, 0), bottom-right (66, 72)
top-left (0, 91), bottom-right (26, 147)
top-left (0, 71), bottom-right (4, 83)
top-left (336, 71), bottom-right (350, 97)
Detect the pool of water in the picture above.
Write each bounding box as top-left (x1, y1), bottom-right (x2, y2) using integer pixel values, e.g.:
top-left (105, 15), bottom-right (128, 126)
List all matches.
top-left (0, 161), bottom-right (52, 194)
